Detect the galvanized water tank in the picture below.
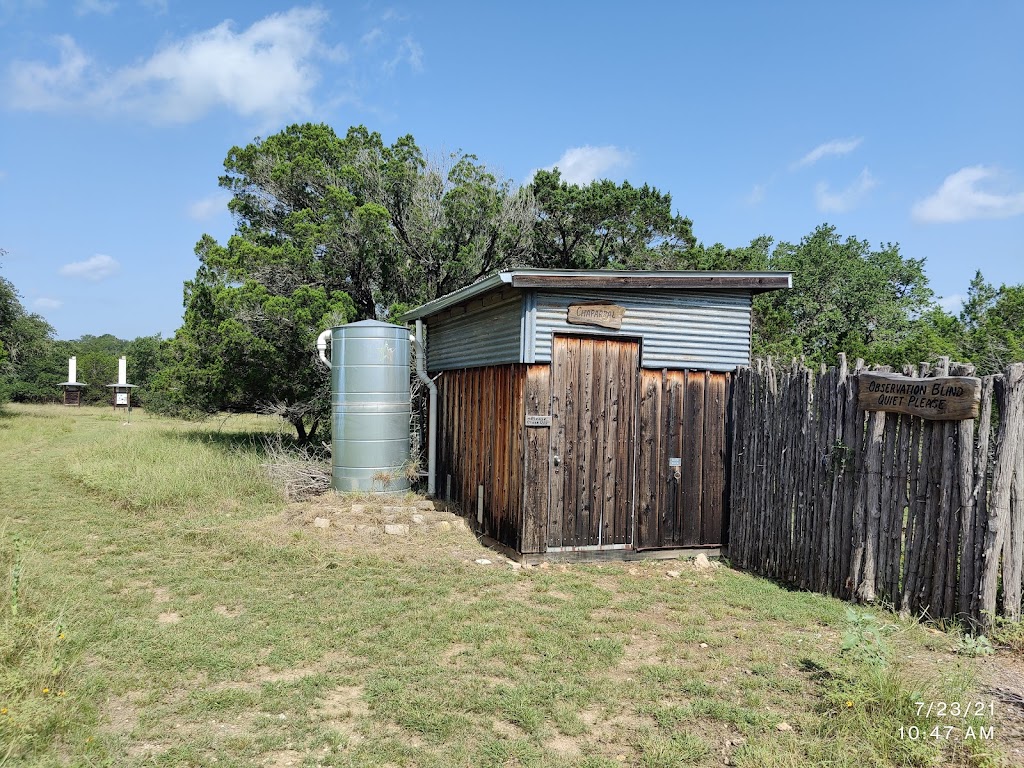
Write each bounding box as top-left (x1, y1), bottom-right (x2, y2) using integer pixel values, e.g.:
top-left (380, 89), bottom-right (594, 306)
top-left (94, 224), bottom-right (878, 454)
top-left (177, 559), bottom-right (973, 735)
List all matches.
top-left (327, 320), bottom-right (411, 493)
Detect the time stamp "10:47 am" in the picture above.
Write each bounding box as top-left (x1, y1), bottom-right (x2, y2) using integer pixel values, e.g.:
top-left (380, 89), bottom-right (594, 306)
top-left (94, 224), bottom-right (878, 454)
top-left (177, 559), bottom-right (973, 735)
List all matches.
top-left (899, 701), bottom-right (997, 741)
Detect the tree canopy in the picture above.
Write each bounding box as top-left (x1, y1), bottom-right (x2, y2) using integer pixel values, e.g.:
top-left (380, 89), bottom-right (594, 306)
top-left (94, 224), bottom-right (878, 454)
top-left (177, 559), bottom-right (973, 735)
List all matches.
top-left (530, 168), bottom-right (697, 270)
top-left (1, 264), bottom-right (55, 404)
top-left (750, 225), bottom-right (935, 367)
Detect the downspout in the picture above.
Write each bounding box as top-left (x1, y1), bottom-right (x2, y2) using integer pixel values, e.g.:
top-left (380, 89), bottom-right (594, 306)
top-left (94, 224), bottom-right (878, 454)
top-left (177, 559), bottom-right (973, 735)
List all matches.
top-left (411, 319), bottom-right (437, 497)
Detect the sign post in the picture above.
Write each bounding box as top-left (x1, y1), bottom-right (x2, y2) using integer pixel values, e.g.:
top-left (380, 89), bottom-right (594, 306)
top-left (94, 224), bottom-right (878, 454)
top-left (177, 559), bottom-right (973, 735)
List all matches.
top-left (107, 356), bottom-right (138, 421)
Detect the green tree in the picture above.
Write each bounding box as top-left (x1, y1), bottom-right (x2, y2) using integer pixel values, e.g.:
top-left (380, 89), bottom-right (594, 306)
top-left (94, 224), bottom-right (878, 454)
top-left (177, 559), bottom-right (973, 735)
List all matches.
top-left (156, 266), bottom-right (356, 442)
top-left (960, 272), bottom-right (1024, 374)
top-left (752, 225), bottom-right (935, 367)
top-left (1, 265), bottom-right (58, 404)
top-left (529, 168), bottom-right (696, 269)
top-left (378, 141), bottom-right (534, 308)
top-left (214, 123), bottom-right (395, 321)
top-left (159, 123), bottom-right (532, 439)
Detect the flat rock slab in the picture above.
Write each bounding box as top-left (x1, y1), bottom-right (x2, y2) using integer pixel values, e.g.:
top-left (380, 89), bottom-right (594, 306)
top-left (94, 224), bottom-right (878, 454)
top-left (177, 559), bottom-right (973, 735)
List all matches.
top-left (384, 524), bottom-right (409, 536)
top-left (313, 517), bottom-right (331, 529)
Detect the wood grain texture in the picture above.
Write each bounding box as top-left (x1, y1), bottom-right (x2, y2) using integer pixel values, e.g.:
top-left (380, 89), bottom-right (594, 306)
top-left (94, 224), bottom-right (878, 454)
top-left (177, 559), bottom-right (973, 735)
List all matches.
top-left (858, 373), bottom-right (980, 420)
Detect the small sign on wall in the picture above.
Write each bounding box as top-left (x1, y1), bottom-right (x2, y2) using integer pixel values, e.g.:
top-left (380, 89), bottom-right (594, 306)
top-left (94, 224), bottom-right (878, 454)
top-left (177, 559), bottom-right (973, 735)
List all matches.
top-left (858, 373), bottom-right (981, 420)
top-left (566, 303), bottom-right (626, 330)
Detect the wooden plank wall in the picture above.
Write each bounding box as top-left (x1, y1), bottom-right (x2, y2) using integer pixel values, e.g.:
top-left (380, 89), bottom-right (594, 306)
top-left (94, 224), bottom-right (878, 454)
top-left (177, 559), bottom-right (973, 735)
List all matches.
top-left (436, 365), bottom-right (526, 552)
top-left (729, 357), bottom-right (1024, 630)
top-left (522, 365), bottom-right (550, 553)
top-left (637, 369), bottom-right (731, 549)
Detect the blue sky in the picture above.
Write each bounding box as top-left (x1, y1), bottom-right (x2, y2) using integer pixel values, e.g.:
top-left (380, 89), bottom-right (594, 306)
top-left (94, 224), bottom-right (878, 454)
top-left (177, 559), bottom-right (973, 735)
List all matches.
top-left (1, 1), bottom-right (1022, 340)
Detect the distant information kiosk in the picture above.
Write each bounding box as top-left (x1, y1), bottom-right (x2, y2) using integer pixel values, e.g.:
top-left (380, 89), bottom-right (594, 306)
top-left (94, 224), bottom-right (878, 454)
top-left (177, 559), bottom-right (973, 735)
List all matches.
top-left (107, 356), bottom-right (137, 412)
top-left (59, 356), bottom-right (87, 406)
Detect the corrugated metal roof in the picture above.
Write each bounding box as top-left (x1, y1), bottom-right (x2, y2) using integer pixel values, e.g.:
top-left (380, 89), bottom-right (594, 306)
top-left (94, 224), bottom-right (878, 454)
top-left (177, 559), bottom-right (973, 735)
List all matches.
top-left (400, 269), bottom-right (791, 321)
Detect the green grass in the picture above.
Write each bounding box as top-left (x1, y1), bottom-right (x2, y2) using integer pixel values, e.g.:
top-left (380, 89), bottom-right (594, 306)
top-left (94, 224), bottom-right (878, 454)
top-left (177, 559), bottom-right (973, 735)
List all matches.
top-left (0, 403), bottom-right (1006, 767)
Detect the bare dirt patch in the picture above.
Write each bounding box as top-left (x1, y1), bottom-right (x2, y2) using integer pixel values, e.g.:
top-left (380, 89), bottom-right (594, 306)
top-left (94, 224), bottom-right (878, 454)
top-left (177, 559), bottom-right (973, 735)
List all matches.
top-left (320, 685), bottom-right (370, 721)
top-left (157, 611), bottom-right (181, 624)
top-left (974, 653), bottom-right (1024, 765)
top-left (102, 693), bottom-right (140, 736)
top-left (544, 733), bottom-right (582, 758)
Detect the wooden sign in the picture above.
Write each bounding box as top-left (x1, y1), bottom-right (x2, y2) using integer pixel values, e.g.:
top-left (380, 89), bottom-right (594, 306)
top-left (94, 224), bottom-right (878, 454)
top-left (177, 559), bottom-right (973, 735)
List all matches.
top-left (566, 303), bottom-right (626, 330)
top-left (858, 373), bottom-right (981, 420)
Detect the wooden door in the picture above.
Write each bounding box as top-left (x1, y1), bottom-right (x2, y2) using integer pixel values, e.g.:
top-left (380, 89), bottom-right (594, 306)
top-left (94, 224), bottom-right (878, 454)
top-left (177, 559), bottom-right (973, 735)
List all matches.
top-left (548, 335), bottom-right (639, 549)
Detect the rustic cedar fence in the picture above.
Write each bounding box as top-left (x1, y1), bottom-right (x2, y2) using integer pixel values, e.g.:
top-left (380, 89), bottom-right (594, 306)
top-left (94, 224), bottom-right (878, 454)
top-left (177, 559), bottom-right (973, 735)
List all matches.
top-left (729, 356), bottom-right (1024, 630)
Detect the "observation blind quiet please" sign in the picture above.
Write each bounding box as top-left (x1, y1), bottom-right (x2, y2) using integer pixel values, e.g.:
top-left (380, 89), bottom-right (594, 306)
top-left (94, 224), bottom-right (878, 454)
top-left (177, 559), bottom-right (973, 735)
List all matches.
top-left (857, 373), bottom-right (981, 420)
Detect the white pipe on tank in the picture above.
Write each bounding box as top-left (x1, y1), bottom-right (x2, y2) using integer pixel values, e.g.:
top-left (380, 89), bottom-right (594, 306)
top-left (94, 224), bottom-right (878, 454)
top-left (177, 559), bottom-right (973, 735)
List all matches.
top-left (412, 319), bottom-right (437, 497)
top-left (316, 329), bottom-right (332, 368)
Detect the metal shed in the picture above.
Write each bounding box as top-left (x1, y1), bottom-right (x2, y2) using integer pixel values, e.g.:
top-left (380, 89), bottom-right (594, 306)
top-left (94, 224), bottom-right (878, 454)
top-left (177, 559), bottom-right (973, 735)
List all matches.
top-left (402, 269), bottom-right (791, 561)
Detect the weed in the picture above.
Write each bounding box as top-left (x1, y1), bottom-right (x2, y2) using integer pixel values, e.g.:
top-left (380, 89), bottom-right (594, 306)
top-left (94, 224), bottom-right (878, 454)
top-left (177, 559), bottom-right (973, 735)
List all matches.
top-left (989, 615), bottom-right (1024, 652)
top-left (841, 607), bottom-right (895, 666)
top-left (954, 634), bottom-right (995, 657)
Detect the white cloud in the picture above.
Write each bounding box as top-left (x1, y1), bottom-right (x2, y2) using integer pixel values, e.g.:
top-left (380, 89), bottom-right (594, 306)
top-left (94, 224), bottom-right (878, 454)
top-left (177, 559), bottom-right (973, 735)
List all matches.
top-left (361, 27), bottom-right (383, 47)
top-left (139, 0), bottom-right (168, 13)
top-left (7, 7), bottom-right (341, 123)
top-left (531, 145), bottom-right (633, 186)
top-left (384, 35), bottom-right (422, 73)
top-left (59, 254), bottom-right (120, 281)
top-left (911, 166), bottom-right (1024, 223)
top-left (794, 137), bottom-right (863, 169)
top-left (7, 35), bottom-right (92, 111)
top-left (34, 297), bottom-right (63, 310)
top-left (815, 168), bottom-right (878, 213)
top-left (938, 294), bottom-right (965, 313)
top-left (748, 183), bottom-right (766, 205)
top-left (75, 0), bottom-right (117, 16)
top-left (187, 192), bottom-right (231, 221)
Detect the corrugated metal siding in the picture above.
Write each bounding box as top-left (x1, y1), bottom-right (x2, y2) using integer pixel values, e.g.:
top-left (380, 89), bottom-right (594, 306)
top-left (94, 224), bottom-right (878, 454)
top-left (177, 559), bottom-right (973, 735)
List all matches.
top-left (426, 292), bottom-right (523, 371)
top-left (530, 289), bottom-right (751, 371)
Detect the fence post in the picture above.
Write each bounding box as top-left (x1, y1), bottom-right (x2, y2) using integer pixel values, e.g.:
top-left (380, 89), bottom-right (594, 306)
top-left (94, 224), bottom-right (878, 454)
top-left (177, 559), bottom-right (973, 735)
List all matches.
top-left (979, 363), bottom-right (1024, 630)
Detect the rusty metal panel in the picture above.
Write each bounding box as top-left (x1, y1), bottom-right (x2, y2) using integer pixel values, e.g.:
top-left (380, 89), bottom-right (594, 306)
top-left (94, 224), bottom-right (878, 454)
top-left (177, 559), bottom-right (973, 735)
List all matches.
top-left (426, 292), bottom-right (523, 371)
top-left (532, 289), bottom-right (751, 371)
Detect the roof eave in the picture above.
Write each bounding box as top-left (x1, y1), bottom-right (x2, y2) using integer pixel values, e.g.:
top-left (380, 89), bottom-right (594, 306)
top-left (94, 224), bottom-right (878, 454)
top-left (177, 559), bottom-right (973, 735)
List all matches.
top-left (399, 269), bottom-right (793, 322)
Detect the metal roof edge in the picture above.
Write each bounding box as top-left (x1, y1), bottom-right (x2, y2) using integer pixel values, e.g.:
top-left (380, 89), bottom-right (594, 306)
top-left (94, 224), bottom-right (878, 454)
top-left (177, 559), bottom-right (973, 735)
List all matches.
top-left (399, 269), bottom-right (793, 322)
top-left (399, 272), bottom-right (512, 321)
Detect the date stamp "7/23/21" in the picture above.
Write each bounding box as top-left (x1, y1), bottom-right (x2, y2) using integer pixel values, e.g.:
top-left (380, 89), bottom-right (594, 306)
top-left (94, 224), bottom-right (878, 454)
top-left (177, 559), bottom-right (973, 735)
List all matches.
top-left (898, 701), bottom-right (997, 741)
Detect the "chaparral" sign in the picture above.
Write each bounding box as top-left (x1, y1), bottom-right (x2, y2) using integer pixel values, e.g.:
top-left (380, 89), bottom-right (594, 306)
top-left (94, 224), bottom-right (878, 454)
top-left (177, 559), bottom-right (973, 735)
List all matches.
top-left (566, 303), bottom-right (626, 330)
top-left (857, 373), bottom-right (981, 420)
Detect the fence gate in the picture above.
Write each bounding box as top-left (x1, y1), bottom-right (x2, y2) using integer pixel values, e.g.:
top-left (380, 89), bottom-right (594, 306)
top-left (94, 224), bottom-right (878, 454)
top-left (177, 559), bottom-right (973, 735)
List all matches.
top-left (548, 335), bottom-right (639, 550)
